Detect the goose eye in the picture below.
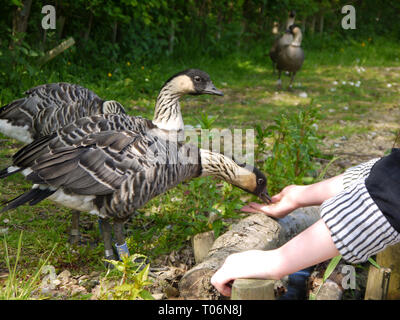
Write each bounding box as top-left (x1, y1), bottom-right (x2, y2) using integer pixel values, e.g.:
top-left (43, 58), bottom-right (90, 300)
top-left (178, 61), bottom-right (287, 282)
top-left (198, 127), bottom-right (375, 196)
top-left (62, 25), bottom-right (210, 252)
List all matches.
top-left (194, 76), bottom-right (201, 82)
top-left (257, 178), bottom-right (264, 185)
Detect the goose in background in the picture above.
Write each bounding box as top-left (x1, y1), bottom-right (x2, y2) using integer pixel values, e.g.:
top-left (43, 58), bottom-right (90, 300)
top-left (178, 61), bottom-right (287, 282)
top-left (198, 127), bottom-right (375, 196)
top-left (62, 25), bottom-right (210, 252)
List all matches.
top-left (0, 113), bottom-right (271, 261)
top-left (0, 69), bottom-right (223, 244)
top-left (269, 10), bottom-right (296, 74)
top-left (275, 24), bottom-right (304, 90)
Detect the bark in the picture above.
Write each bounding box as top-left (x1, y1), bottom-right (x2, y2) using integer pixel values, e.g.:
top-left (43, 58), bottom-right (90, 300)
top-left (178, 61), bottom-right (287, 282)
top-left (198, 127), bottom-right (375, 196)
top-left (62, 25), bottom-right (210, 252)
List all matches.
top-left (11, 0), bottom-right (32, 47)
top-left (319, 14), bottom-right (324, 34)
top-left (310, 15), bottom-right (316, 35)
top-left (38, 37), bottom-right (75, 66)
top-left (83, 13), bottom-right (93, 44)
top-left (179, 207), bottom-right (320, 299)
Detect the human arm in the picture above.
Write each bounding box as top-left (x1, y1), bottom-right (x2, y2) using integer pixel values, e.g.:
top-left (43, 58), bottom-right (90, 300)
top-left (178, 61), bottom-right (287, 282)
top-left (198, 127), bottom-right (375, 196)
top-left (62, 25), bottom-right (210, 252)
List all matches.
top-left (241, 173), bottom-right (345, 218)
top-left (211, 219), bottom-right (340, 297)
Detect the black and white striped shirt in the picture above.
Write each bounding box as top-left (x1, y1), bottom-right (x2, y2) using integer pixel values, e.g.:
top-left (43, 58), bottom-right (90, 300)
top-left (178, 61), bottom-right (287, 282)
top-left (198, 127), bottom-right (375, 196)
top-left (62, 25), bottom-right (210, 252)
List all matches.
top-left (320, 149), bottom-right (400, 263)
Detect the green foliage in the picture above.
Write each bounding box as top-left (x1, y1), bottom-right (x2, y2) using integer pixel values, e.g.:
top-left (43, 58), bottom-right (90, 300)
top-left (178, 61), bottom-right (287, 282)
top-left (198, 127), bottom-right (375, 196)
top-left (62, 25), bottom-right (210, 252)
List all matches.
top-left (256, 102), bottom-right (327, 194)
top-left (101, 254), bottom-right (153, 300)
top-left (309, 255), bottom-right (342, 300)
top-left (1, 232), bottom-right (56, 300)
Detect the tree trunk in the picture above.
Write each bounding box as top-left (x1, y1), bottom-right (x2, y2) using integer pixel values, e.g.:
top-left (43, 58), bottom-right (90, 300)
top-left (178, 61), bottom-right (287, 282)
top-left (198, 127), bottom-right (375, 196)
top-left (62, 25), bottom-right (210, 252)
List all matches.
top-left (319, 14), bottom-right (324, 34)
top-left (11, 0), bottom-right (32, 48)
top-left (57, 16), bottom-right (66, 39)
top-left (179, 207), bottom-right (320, 299)
top-left (111, 21), bottom-right (118, 43)
top-left (168, 20), bottom-right (175, 55)
top-left (310, 15), bottom-right (316, 35)
top-left (83, 13), bottom-right (93, 44)
top-left (302, 17), bottom-right (306, 34)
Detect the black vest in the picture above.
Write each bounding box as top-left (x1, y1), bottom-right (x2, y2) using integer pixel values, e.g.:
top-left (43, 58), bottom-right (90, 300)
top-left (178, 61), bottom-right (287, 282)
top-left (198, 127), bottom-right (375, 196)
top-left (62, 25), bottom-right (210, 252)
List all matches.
top-left (366, 148), bottom-right (400, 233)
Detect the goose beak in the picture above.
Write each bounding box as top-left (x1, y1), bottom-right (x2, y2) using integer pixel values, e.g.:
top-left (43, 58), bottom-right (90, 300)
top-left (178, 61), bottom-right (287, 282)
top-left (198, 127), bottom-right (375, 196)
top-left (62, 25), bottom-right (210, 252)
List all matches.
top-left (204, 82), bottom-right (224, 96)
top-left (259, 189), bottom-right (272, 204)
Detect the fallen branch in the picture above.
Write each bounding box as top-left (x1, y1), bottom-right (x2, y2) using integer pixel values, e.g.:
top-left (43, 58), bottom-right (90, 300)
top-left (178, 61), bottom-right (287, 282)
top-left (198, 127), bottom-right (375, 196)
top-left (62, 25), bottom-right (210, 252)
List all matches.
top-left (179, 207), bottom-right (320, 299)
top-left (38, 37), bottom-right (75, 66)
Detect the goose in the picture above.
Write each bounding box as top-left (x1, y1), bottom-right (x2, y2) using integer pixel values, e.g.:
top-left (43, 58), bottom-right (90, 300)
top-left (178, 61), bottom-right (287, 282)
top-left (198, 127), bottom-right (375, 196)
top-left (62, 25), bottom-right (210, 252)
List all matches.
top-left (0, 69), bottom-right (223, 244)
top-left (0, 113), bottom-right (271, 261)
top-left (0, 69), bottom-right (222, 144)
top-left (269, 10), bottom-right (296, 74)
top-left (275, 24), bottom-right (304, 90)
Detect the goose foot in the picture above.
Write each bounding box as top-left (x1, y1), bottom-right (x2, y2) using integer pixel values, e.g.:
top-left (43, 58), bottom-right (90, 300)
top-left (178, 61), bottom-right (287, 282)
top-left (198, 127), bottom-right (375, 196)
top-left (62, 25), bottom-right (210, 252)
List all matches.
top-left (276, 79), bottom-right (282, 90)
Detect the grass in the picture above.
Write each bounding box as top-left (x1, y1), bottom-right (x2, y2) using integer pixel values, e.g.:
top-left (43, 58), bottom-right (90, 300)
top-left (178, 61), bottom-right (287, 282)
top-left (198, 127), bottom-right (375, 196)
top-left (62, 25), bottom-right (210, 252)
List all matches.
top-left (0, 36), bottom-right (399, 299)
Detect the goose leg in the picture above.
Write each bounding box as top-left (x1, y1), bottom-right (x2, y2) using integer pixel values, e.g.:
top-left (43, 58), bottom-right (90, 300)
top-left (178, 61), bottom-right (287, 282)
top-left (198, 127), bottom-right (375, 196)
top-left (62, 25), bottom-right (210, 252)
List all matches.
top-left (289, 72), bottom-right (296, 91)
top-left (101, 218), bottom-right (117, 262)
top-left (277, 70), bottom-right (282, 90)
top-left (113, 220), bottom-right (130, 259)
top-left (69, 210), bottom-right (80, 245)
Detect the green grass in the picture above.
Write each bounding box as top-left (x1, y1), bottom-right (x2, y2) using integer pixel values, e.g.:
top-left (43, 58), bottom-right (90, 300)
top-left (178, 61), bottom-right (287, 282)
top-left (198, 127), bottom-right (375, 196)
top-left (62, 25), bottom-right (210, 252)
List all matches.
top-left (1, 36), bottom-right (399, 299)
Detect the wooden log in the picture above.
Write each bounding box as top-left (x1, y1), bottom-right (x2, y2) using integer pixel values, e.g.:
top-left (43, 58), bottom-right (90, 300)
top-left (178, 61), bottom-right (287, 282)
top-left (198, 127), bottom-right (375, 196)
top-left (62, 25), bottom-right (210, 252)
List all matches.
top-left (192, 230), bottom-right (215, 264)
top-left (38, 37), bottom-right (75, 66)
top-left (231, 279), bottom-right (275, 300)
top-left (179, 207), bottom-right (320, 299)
top-left (364, 266), bottom-right (391, 300)
top-left (315, 279), bottom-right (343, 300)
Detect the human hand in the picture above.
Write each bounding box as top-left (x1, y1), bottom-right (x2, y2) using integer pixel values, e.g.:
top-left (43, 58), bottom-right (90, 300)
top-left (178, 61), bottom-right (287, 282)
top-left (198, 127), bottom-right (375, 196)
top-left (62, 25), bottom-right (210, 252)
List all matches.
top-left (211, 250), bottom-right (281, 297)
top-left (241, 185), bottom-right (304, 218)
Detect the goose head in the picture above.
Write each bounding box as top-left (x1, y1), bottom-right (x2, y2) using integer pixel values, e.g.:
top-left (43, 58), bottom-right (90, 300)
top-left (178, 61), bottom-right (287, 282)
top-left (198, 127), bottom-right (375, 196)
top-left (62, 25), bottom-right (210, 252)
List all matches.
top-left (199, 149), bottom-right (271, 203)
top-left (163, 69), bottom-right (224, 97)
top-left (272, 21), bottom-right (279, 35)
top-left (289, 24), bottom-right (303, 46)
top-left (237, 163), bottom-right (272, 204)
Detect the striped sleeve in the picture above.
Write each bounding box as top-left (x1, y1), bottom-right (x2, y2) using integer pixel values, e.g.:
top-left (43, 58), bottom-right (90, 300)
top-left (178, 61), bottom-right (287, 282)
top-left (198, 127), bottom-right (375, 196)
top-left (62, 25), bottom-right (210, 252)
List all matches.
top-left (320, 180), bottom-right (400, 264)
top-left (342, 158), bottom-right (381, 190)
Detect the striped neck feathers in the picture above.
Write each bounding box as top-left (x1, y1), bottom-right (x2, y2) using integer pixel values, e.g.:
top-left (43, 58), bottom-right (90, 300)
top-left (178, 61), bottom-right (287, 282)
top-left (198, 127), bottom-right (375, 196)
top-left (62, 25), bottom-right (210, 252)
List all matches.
top-left (291, 29), bottom-right (303, 46)
top-left (199, 149), bottom-right (256, 193)
top-left (153, 75), bottom-right (194, 131)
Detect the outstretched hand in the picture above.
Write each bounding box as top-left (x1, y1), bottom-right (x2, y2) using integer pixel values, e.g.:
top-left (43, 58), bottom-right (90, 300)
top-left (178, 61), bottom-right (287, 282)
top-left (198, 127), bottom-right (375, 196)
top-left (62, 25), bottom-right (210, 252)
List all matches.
top-left (241, 185), bottom-right (304, 218)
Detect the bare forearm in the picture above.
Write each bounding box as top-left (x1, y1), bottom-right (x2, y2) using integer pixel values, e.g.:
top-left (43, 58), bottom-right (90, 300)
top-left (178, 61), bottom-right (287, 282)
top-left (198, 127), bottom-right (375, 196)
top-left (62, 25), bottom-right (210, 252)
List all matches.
top-left (211, 219), bottom-right (340, 296)
top-left (273, 219), bottom-right (340, 278)
top-left (295, 174), bottom-right (344, 207)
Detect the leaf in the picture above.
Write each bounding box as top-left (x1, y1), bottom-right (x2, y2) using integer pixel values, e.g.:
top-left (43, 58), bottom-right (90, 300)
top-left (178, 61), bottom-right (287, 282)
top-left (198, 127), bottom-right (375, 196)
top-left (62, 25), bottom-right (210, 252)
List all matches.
top-left (368, 257), bottom-right (381, 269)
top-left (139, 289), bottom-right (155, 300)
top-left (323, 255), bottom-right (342, 282)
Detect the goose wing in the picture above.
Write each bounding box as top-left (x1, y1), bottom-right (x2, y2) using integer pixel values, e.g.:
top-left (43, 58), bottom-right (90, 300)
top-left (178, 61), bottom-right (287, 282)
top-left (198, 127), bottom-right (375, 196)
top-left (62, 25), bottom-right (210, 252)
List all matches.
top-left (15, 128), bottom-right (167, 196)
top-left (0, 83), bottom-right (125, 140)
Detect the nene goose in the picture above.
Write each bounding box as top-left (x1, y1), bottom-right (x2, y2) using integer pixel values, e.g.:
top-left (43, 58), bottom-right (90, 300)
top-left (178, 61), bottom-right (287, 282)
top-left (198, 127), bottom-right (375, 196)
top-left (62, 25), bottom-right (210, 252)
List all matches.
top-left (0, 69), bottom-right (222, 143)
top-left (0, 69), bottom-right (223, 244)
top-left (0, 114), bottom-right (271, 261)
top-left (269, 10), bottom-right (296, 74)
top-left (275, 24), bottom-right (304, 90)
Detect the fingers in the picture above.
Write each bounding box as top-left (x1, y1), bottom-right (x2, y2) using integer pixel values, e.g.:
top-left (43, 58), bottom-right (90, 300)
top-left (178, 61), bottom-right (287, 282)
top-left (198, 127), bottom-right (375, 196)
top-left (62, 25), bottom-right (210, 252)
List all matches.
top-left (241, 202), bottom-right (275, 214)
top-left (211, 270), bottom-right (233, 297)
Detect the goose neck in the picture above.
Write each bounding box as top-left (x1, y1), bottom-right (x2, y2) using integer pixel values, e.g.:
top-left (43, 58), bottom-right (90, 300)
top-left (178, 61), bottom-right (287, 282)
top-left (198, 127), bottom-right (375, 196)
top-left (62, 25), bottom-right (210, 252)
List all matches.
top-left (153, 85), bottom-right (184, 131)
top-left (199, 149), bottom-right (256, 191)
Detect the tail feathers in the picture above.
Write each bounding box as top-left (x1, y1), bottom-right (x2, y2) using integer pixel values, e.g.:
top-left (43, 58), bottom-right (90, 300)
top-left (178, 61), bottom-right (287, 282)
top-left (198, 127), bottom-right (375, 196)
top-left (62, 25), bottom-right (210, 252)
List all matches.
top-left (0, 166), bottom-right (23, 179)
top-left (1, 188), bottom-right (56, 212)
